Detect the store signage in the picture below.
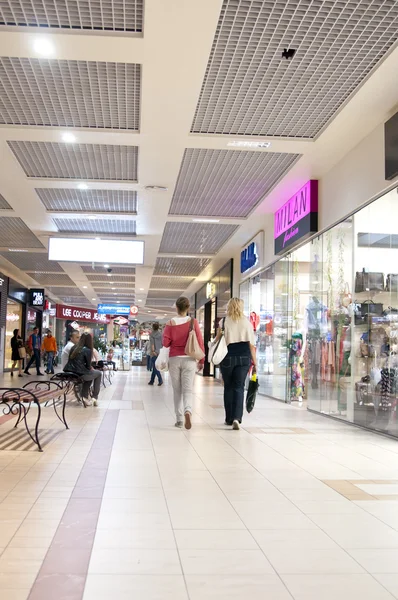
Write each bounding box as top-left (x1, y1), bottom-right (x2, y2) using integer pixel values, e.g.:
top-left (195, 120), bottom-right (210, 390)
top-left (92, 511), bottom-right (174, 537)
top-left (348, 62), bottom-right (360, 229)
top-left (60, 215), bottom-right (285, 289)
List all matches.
top-left (130, 305), bottom-right (139, 317)
top-left (240, 231), bottom-right (264, 278)
top-left (56, 304), bottom-right (111, 324)
top-left (113, 317), bottom-right (129, 325)
top-left (206, 282), bottom-right (216, 299)
top-left (29, 289), bottom-right (44, 307)
top-left (27, 310), bottom-right (37, 323)
top-left (97, 303), bottom-right (130, 316)
top-left (274, 180), bottom-right (318, 254)
top-left (6, 312), bottom-right (20, 322)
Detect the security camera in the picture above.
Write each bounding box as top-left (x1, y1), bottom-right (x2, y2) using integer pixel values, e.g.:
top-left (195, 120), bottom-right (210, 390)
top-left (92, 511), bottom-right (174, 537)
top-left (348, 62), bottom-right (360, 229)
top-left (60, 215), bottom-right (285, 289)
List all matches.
top-left (107, 268), bottom-right (112, 273)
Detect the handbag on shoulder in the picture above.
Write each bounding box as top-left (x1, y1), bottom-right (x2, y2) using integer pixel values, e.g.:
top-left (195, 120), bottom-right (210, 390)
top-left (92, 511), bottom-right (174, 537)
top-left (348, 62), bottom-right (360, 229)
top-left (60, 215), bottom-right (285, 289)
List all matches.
top-left (185, 318), bottom-right (205, 361)
top-left (208, 318), bottom-right (228, 365)
top-left (355, 269), bottom-right (384, 293)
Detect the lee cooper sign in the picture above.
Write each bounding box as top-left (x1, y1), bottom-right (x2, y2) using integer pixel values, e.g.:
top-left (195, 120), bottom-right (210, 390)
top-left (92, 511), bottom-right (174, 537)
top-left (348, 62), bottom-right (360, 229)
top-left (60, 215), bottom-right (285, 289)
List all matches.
top-left (56, 304), bottom-right (111, 324)
top-left (274, 180), bottom-right (318, 254)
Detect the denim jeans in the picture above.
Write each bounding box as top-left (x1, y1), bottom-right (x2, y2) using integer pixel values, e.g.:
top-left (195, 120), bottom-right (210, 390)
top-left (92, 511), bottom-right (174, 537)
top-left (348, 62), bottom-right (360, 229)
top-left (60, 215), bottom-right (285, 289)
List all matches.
top-left (220, 355), bottom-right (251, 424)
top-left (25, 349), bottom-right (41, 374)
top-left (149, 356), bottom-right (163, 384)
top-left (46, 351), bottom-right (55, 373)
top-left (82, 370), bottom-right (102, 400)
top-left (146, 355), bottom-right (152, 371)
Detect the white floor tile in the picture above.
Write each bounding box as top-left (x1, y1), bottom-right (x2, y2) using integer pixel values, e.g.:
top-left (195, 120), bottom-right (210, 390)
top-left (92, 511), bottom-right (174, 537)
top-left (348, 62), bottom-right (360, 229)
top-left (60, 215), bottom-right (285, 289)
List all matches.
top-left (185, 574), bottom-right (292, 600)
top-left (89, 547), bottom-right (182, 575)
top-left (281, 574), bottom-right (395, 600)
top-left (179, 548), bottom-right (274, 575)
top-left (83, 574), bottom-right (188, 600)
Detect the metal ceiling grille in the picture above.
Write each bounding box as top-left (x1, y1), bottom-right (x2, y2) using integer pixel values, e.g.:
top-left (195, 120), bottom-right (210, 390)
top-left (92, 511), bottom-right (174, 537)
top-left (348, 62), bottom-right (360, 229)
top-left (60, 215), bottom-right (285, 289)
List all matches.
top-left (150, 276), bottom-right (193, 290)
top-left (0, 194), bottom-right (12, 209)
top-left (0, 217), bottom-right (44, 248)
top-left (86, 274), bottom-right (135, 283)
top-left (147, 290), bottom-right (180, 299)
top-left (0, 251), bottom-right (62, 272)
top-left (60, 296), bottom-right (93, 305)
top-left (8, 141), bottom-right (138, 181)
top-left (99, 295), bottom-right (135, 301)
top-left (81, 265), bottom-right (136, 274)
top-left (170, 148), bottom-right (299, 217)
top-left (36, 189), bottom-right (137, 214)
top-left (159, 222), bottom-right (238, 254)
top-left (154, 257), bottom-right (211, 277)
top-left (0, 0), bottom-right (143, 32)
top-left (146, 298), bottom-right (175, 307)
top-left (46, 286), bottom-right (83, 296)
top-left (29, 272), bottom-right (75, 285)
top-left (0, 58), bottom-right (140, 130)
top-left (192, 0), bottom-right (398, 139)
top-left (53, 218), bottom-right (136, 235)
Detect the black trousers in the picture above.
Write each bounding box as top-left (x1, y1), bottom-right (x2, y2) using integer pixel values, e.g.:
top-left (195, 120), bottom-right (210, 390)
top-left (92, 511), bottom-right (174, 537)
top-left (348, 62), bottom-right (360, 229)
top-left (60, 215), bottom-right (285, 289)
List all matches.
top-left (220, 355), bottom-right (251, 424)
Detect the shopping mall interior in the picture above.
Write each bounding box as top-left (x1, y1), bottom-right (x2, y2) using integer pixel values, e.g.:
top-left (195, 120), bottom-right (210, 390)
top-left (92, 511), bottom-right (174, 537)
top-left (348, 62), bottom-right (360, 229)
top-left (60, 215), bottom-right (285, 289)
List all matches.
top-left (1, 1), bottom-right (398, 599)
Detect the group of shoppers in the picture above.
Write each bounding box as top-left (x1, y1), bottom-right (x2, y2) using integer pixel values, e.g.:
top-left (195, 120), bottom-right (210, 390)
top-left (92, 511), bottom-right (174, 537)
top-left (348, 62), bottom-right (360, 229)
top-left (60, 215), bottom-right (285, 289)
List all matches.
top-left (10, 327), bottom-right (57, 377)
top-left (151, 295), bottom-right (256, 432)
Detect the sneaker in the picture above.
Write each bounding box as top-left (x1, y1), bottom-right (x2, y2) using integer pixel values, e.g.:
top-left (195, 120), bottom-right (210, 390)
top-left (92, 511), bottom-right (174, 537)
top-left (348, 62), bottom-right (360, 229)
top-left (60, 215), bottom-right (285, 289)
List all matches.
top-left (232, 420), bottom-right (240, 430)
top-left (175, 421), bottom-right (183, 428)
top-left (93, 399), bottom-right (98, 407)
top-left (84, 398), bottom-right (93, 407)
top-left (184, 412), bottom-right (192, 430)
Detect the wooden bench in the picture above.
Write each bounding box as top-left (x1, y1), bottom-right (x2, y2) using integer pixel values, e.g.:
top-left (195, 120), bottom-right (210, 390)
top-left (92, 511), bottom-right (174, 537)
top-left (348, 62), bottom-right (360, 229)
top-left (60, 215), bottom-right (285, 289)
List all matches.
top-left (0, 377), bottom-right (76, 452)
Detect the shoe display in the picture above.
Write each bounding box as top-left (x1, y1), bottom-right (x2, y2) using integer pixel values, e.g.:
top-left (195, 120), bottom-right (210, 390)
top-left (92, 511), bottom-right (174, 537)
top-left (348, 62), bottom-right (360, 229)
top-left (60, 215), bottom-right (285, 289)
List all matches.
top-left (184, 412), bottom-right (192, 430)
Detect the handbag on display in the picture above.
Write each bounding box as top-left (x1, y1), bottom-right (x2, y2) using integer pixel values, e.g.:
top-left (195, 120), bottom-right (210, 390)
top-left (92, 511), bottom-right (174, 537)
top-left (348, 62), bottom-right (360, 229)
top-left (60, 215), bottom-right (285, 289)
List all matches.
top-left (354, 300), bottom-right (383, 325)
top-left (208, 319), bottom-right (228, 365)
top-left (341, 283), bottom-right (352, 308)
top-left (386, 274), bottom-right (398, 292)
top-left (355, 376), bottom-right (374, 405)
top-left (185, 318), bottom-right (205, 361)
top-left (355, 270), bottom-right (384, 293)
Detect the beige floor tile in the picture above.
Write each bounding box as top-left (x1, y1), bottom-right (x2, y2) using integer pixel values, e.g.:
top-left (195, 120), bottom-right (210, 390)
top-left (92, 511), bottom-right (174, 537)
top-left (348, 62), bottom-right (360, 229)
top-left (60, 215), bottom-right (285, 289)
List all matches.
top-left (83, 574), bottom-right (188, 600)
top-left (251, 528), bottom-right (340, 550)
top-left (93, 528), bottom-right (176, 549)
top-left (0, 590), bottom-right (31, 600)
top-left (179, 548), bottom-right (274, 575)
top-left (89, 547), bottom-right (182, 575)
top-left (374, 574), bottom-right (398, 598)
top-left (174, 529), bottom-right (258, 550)
top-left (281, 574), bottom-right (395, 600)
top-left (185, 574), bottom-right (292, 600)
top-left (348, 549), bottom-right (398, 574)
top-left (0, 572), bottom-right (38, 589)
top-left (264, 547), bottom-right (365, 574)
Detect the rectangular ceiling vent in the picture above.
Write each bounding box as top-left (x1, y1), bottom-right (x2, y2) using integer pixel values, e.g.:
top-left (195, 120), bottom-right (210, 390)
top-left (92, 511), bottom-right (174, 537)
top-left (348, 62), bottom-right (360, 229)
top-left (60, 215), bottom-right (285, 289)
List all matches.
top-left (8, 141), bottom-right (138, 181)
top-left (150, 276), bottom-right (193, 290)
top-left (0, 0), bottom-right (143, 33)
top-left (86, 274), bottom-right (135, 283)
top-left (0, 251), bottom-right (63, 272)
top-left (192, 0), bottom-right (398, 138)
top-left (0, 58), bottom-right (140, 130)
top-left (170, 148), bottom-right (300, 217)
top-left (36, 189), bottom-right (137, 214)
top-left (46, 286), bottom-right (84, 296)
top-left (81, 265), bottom-right (136, 275)
top-left (154, 257), bottom-right (211, 277)
top-left (0, 194), bottom-right (12, 209)
top-left (53, 218), bottom-right (137, 235)
top-left (29, 272), bottom-right (74, 286)
top-left (159, 222), bottom-right (238, 254)
top-left (0, 217), bottom-right (44, 248)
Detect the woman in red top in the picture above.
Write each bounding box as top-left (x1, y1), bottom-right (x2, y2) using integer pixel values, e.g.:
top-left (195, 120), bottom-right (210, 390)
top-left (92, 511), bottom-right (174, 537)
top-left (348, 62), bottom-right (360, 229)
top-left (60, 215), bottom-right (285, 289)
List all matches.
top-left (162, 297), bottom-right (205, 430)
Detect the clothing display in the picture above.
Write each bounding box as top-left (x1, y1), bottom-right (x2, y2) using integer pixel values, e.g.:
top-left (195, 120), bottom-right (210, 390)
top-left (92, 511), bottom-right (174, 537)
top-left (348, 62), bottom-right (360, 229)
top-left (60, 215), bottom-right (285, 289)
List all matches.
top-left (289, 332), bottom-right (303, 401)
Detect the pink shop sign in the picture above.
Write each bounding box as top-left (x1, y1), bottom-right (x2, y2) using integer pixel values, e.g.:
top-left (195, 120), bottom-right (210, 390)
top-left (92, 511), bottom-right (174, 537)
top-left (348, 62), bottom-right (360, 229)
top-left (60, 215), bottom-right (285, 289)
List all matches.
top-left (274, 180), bottom-right (318, 254)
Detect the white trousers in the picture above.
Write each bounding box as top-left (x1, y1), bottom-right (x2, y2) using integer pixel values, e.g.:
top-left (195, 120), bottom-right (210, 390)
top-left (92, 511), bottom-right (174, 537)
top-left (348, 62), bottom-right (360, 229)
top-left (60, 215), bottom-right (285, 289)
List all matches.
top-left (168, 357), bottom-right (196, 421)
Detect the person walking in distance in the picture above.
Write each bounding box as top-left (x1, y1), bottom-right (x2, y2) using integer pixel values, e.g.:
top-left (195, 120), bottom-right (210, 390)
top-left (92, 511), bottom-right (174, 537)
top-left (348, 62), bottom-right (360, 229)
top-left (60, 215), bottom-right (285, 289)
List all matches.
top-left (148, 322), bottom-right (163, 386)
top-left (10, 329), bottom-right (24, 378)
top-left (42, 329), bottom-right (57, 374)
top-left (63, 332), bottom-right (101, 407)
top-left (24, 327), bottom-right (44, 376)
top-left (162, 297), bottom-right (204, 429)
top-left (215, 298), bottom-right (257, 430)
top-left (144, 339), bottom-right (152, 371)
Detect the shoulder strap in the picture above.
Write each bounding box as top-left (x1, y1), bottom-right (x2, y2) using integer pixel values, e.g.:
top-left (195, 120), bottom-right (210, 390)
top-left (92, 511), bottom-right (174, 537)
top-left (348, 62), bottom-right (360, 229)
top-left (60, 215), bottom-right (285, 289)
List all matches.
top-left (190, 317), bottom-right (194, 331)
top-left (222, 318), bottom-right (225, 332)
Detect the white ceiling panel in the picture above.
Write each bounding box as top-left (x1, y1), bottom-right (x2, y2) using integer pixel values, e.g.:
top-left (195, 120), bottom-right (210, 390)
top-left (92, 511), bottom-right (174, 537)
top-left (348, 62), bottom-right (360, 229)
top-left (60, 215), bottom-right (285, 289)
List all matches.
top-left (36, 189), bottom-right (137, 214)
top-left (0, 0), bottom-right (143, 33)
top-left (0, 58), bottom-right (140, 129)
top-left (192, 0), bottom-right (398, 138)
top-left (169, 148), bottom-right (300, 217)
top-left (0, 217), bottom-right (44, 248)
top-left (8, 141), bottom-right (138, 181)
top-left (53, 218), bottom-right (137, 235)
top-left (159, 222), bottom-right (238, 254)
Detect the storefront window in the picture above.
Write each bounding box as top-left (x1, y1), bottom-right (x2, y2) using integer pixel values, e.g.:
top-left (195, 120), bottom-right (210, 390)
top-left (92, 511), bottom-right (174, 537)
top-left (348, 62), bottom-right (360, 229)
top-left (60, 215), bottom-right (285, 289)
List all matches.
top-left (5, 299), bottom-right (23, 369)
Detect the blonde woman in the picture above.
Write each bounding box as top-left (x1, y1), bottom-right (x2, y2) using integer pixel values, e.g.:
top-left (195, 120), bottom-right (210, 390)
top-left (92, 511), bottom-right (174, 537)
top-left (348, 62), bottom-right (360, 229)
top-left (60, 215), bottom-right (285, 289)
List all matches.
top-left (217, 298), bottom-right (257, 430)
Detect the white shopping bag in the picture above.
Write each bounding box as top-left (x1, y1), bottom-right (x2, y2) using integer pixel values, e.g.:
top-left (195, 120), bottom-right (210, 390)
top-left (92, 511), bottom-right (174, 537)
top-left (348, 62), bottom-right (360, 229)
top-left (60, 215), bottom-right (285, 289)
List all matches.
top-left (155, 346), bottom-right (170, 372)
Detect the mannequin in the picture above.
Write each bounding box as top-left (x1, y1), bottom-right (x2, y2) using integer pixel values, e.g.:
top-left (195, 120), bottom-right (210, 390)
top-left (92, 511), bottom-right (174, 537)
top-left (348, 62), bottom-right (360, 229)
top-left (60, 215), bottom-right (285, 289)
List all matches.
top-left (289, 331), bottom-right (304, 403)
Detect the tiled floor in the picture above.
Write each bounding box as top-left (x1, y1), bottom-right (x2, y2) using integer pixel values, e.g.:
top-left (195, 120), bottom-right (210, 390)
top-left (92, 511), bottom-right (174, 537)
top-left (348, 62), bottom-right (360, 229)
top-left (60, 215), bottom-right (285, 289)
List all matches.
top-left (2, 369), bottom-right (398, 598)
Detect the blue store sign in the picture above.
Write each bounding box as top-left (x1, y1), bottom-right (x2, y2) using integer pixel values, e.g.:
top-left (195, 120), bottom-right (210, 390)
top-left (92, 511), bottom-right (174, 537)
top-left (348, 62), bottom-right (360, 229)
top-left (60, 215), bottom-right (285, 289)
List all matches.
top-left (97, 303), bottom-right (130, 316)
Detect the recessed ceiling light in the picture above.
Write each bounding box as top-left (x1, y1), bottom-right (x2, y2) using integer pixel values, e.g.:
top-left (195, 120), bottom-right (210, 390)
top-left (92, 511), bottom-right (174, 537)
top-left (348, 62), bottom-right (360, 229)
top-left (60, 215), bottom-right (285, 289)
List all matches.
top-left (138, 299), bottom-right (142, 302)
top-left (140, 288), bottom-right (144, 291)
top-left (8, 248), bottom-right (28, 252)
top-left (144, 185), bottom-right (168, 191)
top-left (148, 311), bottom-right (151, 313)
top-left (114, 293), bottom-right (117, 296)
top-left (33, 37), bottom-right (55, 57)
top-left (92, 298), bottom-right (96, 301)
top-left (83, 286), bottom-right (87, 289)
top-left (95, 237), bottom-right (101, 240)
top-left (104, 264), bottom-right (109, 268)
top-left (78, 183), bottom-right (88, 190)
top-left (192, 218), bottom-right (220, 223)
top-left (87, 216), bottom-right (97, 220)
top-left (112, 287), bottom-right (116, 290)
top-left (107, 273), bottom-right (112, 277)
top-left (227, 141), bottom-right (271, 149)
top-left (62, 132), bottom-right (76, 143)
top-left (117, 301), bottom-right (120, 304)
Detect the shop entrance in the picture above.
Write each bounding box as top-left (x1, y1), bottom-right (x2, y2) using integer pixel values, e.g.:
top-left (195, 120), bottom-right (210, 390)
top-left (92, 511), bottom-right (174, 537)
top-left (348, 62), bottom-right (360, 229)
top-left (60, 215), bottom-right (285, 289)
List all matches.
top-left (203, 298), bottom-right (217, 377)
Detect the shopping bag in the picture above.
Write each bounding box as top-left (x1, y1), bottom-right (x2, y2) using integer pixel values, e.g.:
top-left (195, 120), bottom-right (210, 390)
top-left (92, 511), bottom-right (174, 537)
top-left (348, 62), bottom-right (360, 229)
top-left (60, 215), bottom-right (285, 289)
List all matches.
top-left (185, 318), bottom-right (205, 361)
top-left (18, 347), bottom-right (27, 359)
top-left (246, 373), bottom-right (259, 413)
top-left (155, 346), bottom-right (170, 372)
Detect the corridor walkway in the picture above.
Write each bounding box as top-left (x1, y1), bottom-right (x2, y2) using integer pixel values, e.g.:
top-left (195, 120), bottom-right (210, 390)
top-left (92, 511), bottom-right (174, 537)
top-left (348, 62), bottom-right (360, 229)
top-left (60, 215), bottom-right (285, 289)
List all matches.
top-left (2, 369), bottom-right (398, 599)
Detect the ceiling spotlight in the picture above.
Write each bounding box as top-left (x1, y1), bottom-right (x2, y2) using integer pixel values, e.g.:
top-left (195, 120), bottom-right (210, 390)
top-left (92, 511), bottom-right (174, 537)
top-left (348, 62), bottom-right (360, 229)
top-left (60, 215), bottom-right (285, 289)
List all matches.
top-left (83, 286), bottom-right (87, 289)
top-left (104, 264), bottom-right (109, 268)
top-left (227, 140), bottom-right (271, 149)
top-left (192, 218), bottom-right (220, 223)
top-left (114, 293), bottom-right (117, 295)
top-left (139, 288), bottom-right (144, 291)
top-left (138, 299), bottom-right (142, 302)
top-left (148, 311), bottom-right (151, 313)
top-left (117, 301), bottom-right (120, 304)
top-left (95, 237), bottom-right (101, 240)
top-left (78, 183), bottom-right (88, 190)
top-left (144, 185), bottom-right (168, 191)
top-left (62, 132), bottom-right (76, 143)
top-left (112, 287), bottom-right (116, 290)
top-left (33, 37), bottom-right (55, 57)
top-left (92, 298), bottom-right (96, 301)
top-left (107, 273), bottom-right (112, 277)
